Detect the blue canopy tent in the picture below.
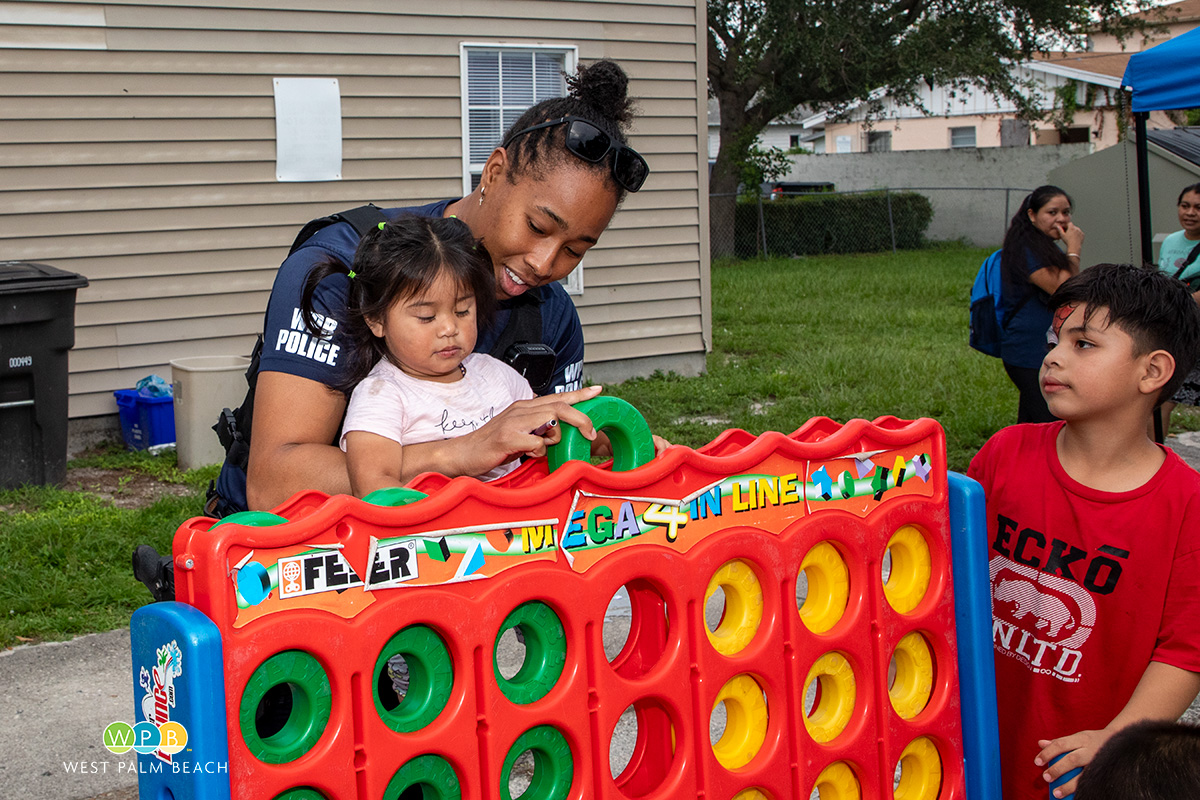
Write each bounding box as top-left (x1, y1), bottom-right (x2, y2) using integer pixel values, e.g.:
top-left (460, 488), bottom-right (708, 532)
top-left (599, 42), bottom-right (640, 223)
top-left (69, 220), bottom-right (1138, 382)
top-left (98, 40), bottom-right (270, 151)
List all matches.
top-left (1121, 26), bottom-right (1200, 263)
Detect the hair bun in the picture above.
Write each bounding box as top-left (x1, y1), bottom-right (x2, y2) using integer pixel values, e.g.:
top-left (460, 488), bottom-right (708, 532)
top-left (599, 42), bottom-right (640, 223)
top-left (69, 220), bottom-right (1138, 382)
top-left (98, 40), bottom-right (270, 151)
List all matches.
top-left (567, 59), bottom-right (634, 128)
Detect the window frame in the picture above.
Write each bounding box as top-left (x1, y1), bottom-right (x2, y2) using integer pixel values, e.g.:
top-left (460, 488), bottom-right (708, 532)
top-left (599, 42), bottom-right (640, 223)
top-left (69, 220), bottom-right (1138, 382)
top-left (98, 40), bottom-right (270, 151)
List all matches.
top-left (459, 42), bottom-right (582, 294)
top-left (459, 43), bottom-right (577, 195)
top-left (950, 126), bottom-right (977, 149)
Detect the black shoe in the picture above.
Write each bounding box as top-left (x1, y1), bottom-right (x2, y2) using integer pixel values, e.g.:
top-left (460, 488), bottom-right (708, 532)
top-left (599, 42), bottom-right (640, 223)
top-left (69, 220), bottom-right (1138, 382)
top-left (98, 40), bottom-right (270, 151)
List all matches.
top-left (132, 545), bottom-right (175, 602)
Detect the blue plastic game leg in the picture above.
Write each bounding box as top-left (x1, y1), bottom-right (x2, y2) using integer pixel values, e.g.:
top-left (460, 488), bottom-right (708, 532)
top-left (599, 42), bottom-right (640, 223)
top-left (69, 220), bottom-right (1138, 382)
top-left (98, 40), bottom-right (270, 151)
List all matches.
top-left (948, 471), bottom-right (1003, 800)
top-left (129, 601), bottom-right (231, 800)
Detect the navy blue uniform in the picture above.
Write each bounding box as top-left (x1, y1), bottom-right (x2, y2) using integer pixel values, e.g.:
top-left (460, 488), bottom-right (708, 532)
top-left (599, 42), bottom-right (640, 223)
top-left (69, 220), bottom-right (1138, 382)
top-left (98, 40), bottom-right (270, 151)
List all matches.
top-left (214, 199), bottom-right (584, 512)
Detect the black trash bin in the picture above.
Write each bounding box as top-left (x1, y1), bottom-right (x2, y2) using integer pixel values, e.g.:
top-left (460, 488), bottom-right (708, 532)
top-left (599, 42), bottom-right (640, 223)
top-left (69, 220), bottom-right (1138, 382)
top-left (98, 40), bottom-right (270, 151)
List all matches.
top-left (0, 261), bottom-right (89, 488)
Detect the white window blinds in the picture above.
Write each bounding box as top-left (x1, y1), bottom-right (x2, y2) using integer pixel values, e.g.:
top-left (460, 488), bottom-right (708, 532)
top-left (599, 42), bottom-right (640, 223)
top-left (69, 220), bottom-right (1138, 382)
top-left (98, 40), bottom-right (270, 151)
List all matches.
top-left (464, 47), bottom-right (570, 186)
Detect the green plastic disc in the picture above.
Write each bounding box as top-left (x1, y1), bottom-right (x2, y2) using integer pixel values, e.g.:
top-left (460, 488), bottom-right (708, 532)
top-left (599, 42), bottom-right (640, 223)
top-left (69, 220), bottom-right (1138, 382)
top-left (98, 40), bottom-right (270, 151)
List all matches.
top-left (362, 487), bottom-right (429, 507)
top-left (271, 789), bottom-right (327, 800)
top-left (494, 601), bottom-right (566, 705)
top-left (372, 625), bottom-right (454, 732)
top-left (501, 726), bottom-right (574, 800)
top-left (212, 510), bottom-right (288, 529)
top-left (239, 650), bottom-right (332, 764)
top-left (547, 396), bottom-right (654, 473)
top-left (383, 754), bottom-right (462, 800)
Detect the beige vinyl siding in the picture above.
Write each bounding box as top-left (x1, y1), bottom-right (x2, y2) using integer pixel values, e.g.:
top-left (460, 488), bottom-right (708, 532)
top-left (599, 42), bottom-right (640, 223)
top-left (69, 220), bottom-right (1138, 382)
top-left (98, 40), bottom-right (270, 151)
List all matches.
top-left (0, 0), bottom-right (709, 418)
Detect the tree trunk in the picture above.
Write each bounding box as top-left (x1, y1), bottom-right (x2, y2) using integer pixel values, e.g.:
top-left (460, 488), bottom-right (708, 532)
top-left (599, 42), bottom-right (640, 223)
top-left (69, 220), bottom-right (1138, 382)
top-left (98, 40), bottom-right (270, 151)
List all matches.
top-left (708, 148), bottom-right (742, 259)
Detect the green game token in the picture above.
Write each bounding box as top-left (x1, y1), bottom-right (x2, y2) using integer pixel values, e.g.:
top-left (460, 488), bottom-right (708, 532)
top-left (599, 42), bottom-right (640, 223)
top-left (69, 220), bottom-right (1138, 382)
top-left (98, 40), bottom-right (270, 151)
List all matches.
top-left (383, 754), bottom-right (462, 800)
top-left (547, 396), bottom-right (654, 473)
top-left (239, 650), bottom-right (332, 764)
top-left (362, 487), bottom-right (428, 507)
top-left (494, 601), bottom-right (566, 705)
top-left (372, 625), bottom-right (454, 732)
top-left (212, 510), bottom-right (288, 529)
top-left (501, 726), bottom-right (573, 800)
top-left (271, 789), bottom-right (327, 800)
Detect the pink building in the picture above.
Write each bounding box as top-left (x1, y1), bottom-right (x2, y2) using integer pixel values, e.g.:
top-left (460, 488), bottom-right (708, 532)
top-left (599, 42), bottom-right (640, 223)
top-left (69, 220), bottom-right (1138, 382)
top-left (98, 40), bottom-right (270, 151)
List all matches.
top-left (786, 0), bottom-right (1194, 155)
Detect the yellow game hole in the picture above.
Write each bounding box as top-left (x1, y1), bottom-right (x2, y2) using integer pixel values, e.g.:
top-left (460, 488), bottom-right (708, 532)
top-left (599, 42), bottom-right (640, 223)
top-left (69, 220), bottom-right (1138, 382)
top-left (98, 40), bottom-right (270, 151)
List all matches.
top-left (711, 674), bottom-right (770, 769)
top-left (810, 761), bottom-right (861, 800)
top-left (797, 542), bottom-right (850, 634)
top-left (732, 788), bottom-right (771, 800)
top-left (705, 560), bottom-right (764, 655)
top-left (894, 737), bottom-right (942, 800)
top-left (882, 526), bottom-right (931, 615)
top-left (802, 652), bottom-right (857, 744)
top-left (888, 632), bottom-right (935, 720)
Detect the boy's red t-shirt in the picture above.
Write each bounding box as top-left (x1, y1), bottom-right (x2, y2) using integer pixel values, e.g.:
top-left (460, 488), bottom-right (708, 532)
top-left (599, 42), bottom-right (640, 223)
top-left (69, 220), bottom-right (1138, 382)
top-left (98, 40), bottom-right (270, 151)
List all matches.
top-left (968, 422), bottom-right (1200, 800)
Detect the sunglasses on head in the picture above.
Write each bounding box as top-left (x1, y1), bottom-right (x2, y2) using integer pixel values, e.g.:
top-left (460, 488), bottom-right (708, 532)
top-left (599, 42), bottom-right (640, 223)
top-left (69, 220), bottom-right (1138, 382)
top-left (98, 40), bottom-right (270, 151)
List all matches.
top-left (502, 115), bottom-right (649, 193)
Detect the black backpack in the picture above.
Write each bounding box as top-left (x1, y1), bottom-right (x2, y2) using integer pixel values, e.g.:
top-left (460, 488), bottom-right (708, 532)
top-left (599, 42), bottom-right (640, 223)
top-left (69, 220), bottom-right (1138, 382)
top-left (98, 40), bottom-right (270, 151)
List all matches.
top-left (213, 205), bottom-right (550, 476)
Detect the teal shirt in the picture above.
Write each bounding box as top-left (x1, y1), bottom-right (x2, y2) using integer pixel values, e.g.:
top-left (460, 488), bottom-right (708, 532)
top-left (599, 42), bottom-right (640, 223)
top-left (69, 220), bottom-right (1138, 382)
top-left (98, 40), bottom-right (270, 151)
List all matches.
top-left (1159, 230), bottom-right (1200, 281)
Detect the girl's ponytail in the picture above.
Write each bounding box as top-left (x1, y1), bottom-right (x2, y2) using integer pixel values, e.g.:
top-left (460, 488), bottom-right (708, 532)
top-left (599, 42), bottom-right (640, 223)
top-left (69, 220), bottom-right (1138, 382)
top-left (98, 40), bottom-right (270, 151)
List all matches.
top-left (297, 223), bottom-right (390, 394)
top-left (299, 256), bottom-right (354, 338)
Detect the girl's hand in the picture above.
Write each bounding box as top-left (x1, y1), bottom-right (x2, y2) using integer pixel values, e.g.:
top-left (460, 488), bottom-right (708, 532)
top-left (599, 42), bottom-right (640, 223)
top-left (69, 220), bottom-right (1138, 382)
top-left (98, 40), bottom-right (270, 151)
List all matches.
top-left (459, 385), bottom-right (603, 470)
top-left (1035, 729), bottom-right (1113, 798)
top-left (1061, 221), bottom-right (1085, 254)
top-left (590, 432), bottom-right (672, 461)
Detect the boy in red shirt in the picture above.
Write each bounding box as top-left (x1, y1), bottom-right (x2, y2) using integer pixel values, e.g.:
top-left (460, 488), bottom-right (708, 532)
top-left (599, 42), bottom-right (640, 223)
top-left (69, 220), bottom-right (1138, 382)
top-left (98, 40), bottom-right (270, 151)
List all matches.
top-left (968, 263), bottom-right (1200, 800)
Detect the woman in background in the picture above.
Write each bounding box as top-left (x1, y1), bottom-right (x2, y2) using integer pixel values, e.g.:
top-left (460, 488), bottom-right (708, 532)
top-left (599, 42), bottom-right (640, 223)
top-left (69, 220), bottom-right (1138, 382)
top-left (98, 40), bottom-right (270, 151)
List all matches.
top-left (1154, 183), bottom-right (1200, 437)
top-left (997, 185), bottom-right (1084, 423)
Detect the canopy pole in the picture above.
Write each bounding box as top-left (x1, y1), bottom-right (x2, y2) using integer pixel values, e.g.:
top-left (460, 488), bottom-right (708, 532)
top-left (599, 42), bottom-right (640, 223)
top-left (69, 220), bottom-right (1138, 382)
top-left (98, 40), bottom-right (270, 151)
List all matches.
top-left (1135, 111), bottom-right (1153, 266)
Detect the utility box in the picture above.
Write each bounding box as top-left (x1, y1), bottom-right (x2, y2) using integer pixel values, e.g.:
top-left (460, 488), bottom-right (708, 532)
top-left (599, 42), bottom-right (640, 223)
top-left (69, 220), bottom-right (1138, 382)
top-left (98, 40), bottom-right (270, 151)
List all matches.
top-left (0, 261), bottom-right (88, 489)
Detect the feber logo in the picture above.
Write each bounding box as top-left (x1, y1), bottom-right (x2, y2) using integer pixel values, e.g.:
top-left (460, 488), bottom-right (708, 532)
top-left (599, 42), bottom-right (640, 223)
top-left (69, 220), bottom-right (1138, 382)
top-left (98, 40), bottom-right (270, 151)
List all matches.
top-left (102, 720), bottom-right (188, 756)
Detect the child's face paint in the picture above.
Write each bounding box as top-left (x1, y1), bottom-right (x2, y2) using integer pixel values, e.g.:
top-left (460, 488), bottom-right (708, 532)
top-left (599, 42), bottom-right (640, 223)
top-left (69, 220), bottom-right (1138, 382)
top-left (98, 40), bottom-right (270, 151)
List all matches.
top-left (1051, 304), bottom-right (1076, 341)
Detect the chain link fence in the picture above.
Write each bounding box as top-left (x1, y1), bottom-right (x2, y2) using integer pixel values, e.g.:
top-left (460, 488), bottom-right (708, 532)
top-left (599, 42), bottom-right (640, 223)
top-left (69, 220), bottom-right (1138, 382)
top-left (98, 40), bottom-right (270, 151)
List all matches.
top-left (709, 187), bottom-right (1034, 260)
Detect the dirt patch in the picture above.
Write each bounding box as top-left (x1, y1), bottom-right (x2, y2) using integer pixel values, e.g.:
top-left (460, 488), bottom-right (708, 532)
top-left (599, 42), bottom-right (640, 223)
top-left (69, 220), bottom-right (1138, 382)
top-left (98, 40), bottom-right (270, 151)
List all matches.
top-left (63, 466), bottom-right (194, 510)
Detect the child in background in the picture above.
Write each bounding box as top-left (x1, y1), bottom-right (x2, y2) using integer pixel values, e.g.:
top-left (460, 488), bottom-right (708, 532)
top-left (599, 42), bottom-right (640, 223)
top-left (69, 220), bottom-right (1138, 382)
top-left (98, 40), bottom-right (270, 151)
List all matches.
top-left (1073, 720), bottom-right (1200, 800)
top-left (300, 215), bottom-right (598, 496)
top-left (967, 264), bottom-right (1200, 800)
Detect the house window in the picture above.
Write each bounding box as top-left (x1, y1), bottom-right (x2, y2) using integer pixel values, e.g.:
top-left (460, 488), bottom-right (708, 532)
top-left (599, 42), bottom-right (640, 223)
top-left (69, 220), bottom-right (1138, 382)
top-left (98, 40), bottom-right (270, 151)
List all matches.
top-left (789, 134), bottom-right (801, 148)
top-left (867, 131), bottom-right (892, 152)
top-left (462, 44), bottom-right (581, 292)
top-left (1060, 126), bottom-right (1090, 144)
top-left (950, 126), bottom-right (976, 148)
top-left (461, 45), bottom-right (574, 191)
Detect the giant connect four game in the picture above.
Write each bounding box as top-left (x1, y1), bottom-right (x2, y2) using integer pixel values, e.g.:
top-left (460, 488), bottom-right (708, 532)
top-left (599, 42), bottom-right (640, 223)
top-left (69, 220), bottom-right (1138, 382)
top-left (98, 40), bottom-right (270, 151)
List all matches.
top-left (129, 398), bottom-right (1001, 800)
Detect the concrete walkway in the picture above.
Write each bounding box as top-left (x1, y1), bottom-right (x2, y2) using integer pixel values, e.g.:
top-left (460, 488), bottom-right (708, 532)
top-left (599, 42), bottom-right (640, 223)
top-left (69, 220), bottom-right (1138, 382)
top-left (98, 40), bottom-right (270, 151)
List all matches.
top-left (7, 432), bottom-right (1200, 800)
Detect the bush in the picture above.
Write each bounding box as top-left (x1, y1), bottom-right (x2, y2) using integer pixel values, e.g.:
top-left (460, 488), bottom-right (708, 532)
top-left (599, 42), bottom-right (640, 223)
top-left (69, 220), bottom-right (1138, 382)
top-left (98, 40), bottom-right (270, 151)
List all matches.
top-left (734, 191), bottom-right (934, 257)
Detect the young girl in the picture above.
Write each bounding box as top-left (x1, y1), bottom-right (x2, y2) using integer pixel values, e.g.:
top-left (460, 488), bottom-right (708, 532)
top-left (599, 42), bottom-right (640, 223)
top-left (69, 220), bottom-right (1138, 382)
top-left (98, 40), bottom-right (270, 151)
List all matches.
top-left (300, 215), bottom-right (545, 497)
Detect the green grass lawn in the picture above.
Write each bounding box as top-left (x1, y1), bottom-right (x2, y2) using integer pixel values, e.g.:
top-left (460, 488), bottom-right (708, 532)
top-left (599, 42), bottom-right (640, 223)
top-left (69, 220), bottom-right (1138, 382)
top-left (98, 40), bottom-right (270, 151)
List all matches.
top-left (0, 450), bottom-right (218, 647)
top-left (614, 245), bottom-right (1016, 470)
top-left (5, 242), bottom-right (1196, 648)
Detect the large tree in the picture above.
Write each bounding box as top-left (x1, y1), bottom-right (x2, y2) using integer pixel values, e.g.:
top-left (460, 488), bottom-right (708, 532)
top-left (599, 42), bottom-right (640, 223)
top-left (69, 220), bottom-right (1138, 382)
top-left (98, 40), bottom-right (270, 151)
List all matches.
top-left (708, 0), bottom-right (1156, 255)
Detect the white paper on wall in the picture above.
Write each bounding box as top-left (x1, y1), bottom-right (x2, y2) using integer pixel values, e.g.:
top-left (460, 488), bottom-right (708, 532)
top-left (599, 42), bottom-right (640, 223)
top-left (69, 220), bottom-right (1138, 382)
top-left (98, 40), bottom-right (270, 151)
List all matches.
top-left (273, 77), bottom-right (343, 182)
